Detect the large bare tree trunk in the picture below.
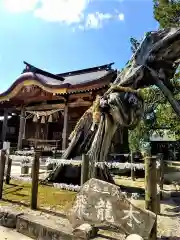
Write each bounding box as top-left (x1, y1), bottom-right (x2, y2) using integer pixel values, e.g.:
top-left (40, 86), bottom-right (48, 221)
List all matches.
top-left (44, 28), bottom-right (180, 184)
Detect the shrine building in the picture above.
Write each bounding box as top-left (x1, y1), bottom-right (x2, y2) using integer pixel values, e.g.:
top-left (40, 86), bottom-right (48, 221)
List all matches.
top-left (0, 62), bottom-right (129, 155)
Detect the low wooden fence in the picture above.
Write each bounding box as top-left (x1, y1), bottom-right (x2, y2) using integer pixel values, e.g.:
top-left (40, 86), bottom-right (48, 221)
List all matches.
top-left (0, 149), bottom-right (164, 240)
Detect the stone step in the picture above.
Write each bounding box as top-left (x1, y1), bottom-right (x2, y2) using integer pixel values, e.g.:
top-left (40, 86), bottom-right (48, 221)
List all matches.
top-left (16, 214), bottom-right (73, 240)
top-left (0, 206), bottom-right (72, 240)
top-left (0, 206), bottom-right (125, 240)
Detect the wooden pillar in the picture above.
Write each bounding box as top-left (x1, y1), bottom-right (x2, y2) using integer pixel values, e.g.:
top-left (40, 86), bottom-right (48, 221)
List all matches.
top-left (31, 149), bottom-right (40, 210)
top-left (23, 117), bottom-right (27, 139)
top-left (5, 156), bottom-right (12, 184)
top-left (0, 150), bottom-right (6, 199)
top-left (17, 107), bottom-right (25, 150)
top-left (158, 153), bottom-right (164, 191)
top-left (62, 105), bottom-right (68, 150)
top-left (145, 156), bottom-right (157, 240)
top-left (1, 109), bottom-right (9, 143)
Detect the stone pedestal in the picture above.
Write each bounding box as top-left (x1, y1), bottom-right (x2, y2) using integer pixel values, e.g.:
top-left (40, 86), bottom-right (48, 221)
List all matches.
top-left (21, 166), bottom-right (29, 175)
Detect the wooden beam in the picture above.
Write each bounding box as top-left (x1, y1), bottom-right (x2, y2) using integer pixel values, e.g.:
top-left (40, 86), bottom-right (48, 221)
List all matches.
top-left (24, 100), bottom-right (91, 112)
top-left (68, 99), bottom-right (92, 108)
top-left (24, 103), bottom-right (65, 111)
top-left (68, 93), bottom-right (92, 100)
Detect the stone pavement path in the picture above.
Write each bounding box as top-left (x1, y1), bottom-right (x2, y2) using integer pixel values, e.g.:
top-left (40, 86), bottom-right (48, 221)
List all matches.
top-left (0, 226), bottom-right (32, 239)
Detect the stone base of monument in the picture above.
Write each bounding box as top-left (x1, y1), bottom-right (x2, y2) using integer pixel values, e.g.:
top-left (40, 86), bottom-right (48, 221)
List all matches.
top-left (0, 205), bottom-right (146, 240)
top-left (69, 178), bottom-right (156, 239)
top-left (72, 223), bottom-right (98, 240)
top-left (0, 206), bottom-right (73, 240)
top-left (0, 207), bottom-right (23, 228)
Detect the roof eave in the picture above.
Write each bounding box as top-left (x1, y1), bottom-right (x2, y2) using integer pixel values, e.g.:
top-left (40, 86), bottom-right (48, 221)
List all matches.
top-left (0, 69), bottom-right (117, 102)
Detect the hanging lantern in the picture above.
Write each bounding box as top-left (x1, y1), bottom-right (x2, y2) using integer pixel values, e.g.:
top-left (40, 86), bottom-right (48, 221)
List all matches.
top-left (33, 114), bottom-right (38, 122)
top-left (48, 114), bottom-right (53, 123)
top-left (41, 116), bottom-right (46, 124)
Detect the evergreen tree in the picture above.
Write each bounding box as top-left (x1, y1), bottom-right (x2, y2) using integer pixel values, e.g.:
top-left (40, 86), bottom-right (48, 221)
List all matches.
top-left (128, 3), bottom-right (180, 151)
top-left (130, 37), bottom-right (140, 53)
top-left (153, 0), bottom-right (180, 28)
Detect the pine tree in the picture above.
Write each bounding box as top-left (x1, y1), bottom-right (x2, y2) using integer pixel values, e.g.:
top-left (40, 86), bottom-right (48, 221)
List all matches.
top-left (128, 3), bottom-right (180, 151)
top-left (153, 0), bottom-right (180, 28)
top-left (130, 37), bottom-right (140, 53)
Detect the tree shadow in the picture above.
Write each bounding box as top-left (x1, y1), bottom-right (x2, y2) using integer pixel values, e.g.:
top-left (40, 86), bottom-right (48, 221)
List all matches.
top-left (3, 187), bottom-right (23, 195)
top-left (1, 197), bottom-right (67, 218)
top-left (7, 183), bottom-right (18, 187)
top-left (37, 207), bottom-right (66, 218)
top-left (12, 193), bottom-right (27, 197)
top-left (158, 237), bottom-right (180, 240)
top-left (116, 184), bottom-right (145, 196)
top-left (2, 198), bottom-right (29, 207)
top-left (95, 234), bottom-right (121, 240)
top-left (160, 205), bottom-right (180, 217)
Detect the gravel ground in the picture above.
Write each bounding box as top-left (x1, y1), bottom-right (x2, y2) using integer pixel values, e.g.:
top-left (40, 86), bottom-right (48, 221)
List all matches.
top-left (4, 167), bottom-right (180, 239)
top-left (131, 197), bottom-right (180, 240)
top-left (157, 198), bottom-right (180, 239)
top-left (1, 196), bottom-right (180, 240)
top-left (0, 226), bottom-right (32, 239)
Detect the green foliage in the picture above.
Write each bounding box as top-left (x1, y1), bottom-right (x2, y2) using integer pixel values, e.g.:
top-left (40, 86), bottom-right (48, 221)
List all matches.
top-left (128, 2), bottom-right (180, 151)
top-left (153, 0), bottom-right (180, 28)
top-left (129, 87), bottom-right (180, 151)
top-left (128, 122), bottom-right (149, 152)
top-left (152, 0), bottom-right (180, 137)
top-left (130, 37), bottom-right (140, 53)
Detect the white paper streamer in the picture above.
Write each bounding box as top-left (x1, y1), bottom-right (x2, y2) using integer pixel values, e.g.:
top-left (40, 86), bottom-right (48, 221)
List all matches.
top-left (53, 183), bottom-right (80, 192)
top-left (10, 176), bottom-right (80, 191)
top-left (9, 155), bottom-right (160, 169)
top-left (9, 177), bottom-right (142, 196)
top-left (15, 150), bottom-right (34, 156)
top-left (11, 176), bottom-right (32, 183)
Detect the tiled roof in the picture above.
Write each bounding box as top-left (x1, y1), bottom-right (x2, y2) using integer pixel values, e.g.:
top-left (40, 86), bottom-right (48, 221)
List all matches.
top-left (62, 70), bottom-right (111, 86)
top-left (0, 62), bottom-right (117, 101)
top-left (23, 61), bottom-right (115, 86)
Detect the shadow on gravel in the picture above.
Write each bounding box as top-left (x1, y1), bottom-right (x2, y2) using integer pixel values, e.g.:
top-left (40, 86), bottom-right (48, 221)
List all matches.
top-left (116, 184), bottom-right (145, 196)
top-left (161, 205), bottom-right (180, 217)
top-left (158, 237), bottom-right (180, 240)
top-left (96, 234), bottom-right (122, 240)
top-left (1, 198), bottom-right (67, 218)
top-left (2, 198), bottom-right (28, 207)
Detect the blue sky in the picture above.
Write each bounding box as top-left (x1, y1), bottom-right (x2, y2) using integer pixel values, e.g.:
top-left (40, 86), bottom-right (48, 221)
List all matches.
top-left (0, 0), bottom-right (158, 93)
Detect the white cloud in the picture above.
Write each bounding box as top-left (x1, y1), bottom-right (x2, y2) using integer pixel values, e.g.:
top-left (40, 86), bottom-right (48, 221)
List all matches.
top-left (84, 11), bottom-right (124, 30)
top-left (4, 0), bottom-right (38, 13)
top-left (85, 12), bottom-right (113, 29)
top-left (3, 0), bottom-right (125, 30)
top-left (118, 13), bottom-right (125, 21)
top-left (34, 0), bottom-right (89, 24)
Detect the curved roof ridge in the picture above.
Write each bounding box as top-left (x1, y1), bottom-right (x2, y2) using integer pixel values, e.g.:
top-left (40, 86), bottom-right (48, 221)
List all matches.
top-left (56, 62), bottom-right (115, 77)
top-left (23, 61), bottom-right (64, 81)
